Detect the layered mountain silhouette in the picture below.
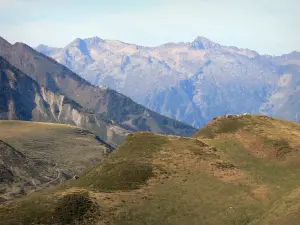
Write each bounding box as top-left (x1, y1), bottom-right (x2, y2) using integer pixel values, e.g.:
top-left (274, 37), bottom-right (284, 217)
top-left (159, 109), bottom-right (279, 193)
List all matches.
top-left (0, 37), bottom-right (196, 146)
top-left (37, 36), bottom-right (300, 127)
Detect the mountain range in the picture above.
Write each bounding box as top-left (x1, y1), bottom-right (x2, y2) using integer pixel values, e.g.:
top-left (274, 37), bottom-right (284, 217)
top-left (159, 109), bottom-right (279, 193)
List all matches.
top-left (0, 37), bottom-right (196, 146)
top-left (36, 36), bottom-right (300, 128)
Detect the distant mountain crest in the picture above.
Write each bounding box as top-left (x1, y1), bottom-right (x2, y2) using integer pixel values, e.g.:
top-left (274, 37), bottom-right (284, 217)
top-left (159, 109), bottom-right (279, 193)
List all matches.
top-left (0, 36), bottom-right (12, 50)
top-left (66, 38), bottom-right (91, 57)
top-left (36, 44), bottom-right (61, 55)
top-left (84, 36), bottom-right (105, 45)
top-left (190, 36), bottom-right (221, 49)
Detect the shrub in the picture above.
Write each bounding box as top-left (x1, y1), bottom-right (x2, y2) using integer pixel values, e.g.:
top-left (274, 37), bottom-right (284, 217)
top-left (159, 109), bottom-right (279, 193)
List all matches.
top-left (82, 161), bottom-right (154, 191)
top-left (53, 192), bottom-right (98, 225)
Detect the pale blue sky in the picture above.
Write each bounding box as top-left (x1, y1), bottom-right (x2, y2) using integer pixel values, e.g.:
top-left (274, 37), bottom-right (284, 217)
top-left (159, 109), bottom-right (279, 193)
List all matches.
top-left (1, 0), bottom-right (299, 55)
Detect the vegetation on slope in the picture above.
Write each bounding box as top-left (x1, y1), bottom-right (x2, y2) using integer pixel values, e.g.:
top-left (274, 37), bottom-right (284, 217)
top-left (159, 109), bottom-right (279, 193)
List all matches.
top-left (76, 133), bottom-right (167, 191)
top-left (1, 115), bottom-right (300, 225)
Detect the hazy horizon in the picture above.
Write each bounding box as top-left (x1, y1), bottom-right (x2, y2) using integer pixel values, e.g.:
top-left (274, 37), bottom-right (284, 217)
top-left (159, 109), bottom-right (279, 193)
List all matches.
top-left (1, 0), bottom-right (299, 55)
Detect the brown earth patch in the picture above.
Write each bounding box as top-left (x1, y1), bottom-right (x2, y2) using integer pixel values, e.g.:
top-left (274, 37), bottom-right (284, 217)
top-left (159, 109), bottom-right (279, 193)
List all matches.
top-left (235, 131), bottom-right (276, 159)
top-left (209, 161), bottom-right (249, 184)
top-left (251, 185), bottom-right (270, 200)
top-left (236, 131), bottom-right (297, 161)
top-left (152, 149), bottom-right (201, 175)
top-left (153, 145), bottom-right (249, 185)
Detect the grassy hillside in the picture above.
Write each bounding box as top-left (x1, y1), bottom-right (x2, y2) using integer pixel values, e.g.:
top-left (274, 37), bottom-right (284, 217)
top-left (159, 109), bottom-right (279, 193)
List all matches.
top-left (0, 120), bottom-right (112, 200)
top-left (1, 115), bottom-right (300, 225)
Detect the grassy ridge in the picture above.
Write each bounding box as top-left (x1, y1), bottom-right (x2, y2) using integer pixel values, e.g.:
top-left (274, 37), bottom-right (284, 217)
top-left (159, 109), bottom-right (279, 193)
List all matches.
top-left (76, 132), bottom-right (167, 191)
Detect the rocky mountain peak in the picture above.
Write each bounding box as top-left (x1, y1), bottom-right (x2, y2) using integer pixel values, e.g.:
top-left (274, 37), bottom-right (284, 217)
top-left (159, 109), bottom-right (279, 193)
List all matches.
top-left (35, 44), bottom-right (62, 55)
top-left (13, 42), bottom-right (32, 50)
top-left (0, 36), bottom-right (12, 51)
top-left (84, 36), bottom-right (104, 45)
top-left (36, 44), bottom-right (50, 49)
top-left (284, 51), bottom-right (300, 58)
top-left (66, 38), bottom-right (90, 56)
top-left (0, 36), bottom-right (11, 44)
top-left (190, 36), bottom-right (221, 50)
top-left (68, 38), bottom-right (85, 46)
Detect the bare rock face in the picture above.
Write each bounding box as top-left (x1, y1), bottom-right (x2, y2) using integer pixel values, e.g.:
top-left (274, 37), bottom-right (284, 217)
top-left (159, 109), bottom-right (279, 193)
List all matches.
top-left (36, 36), bottom-right (300, 127)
